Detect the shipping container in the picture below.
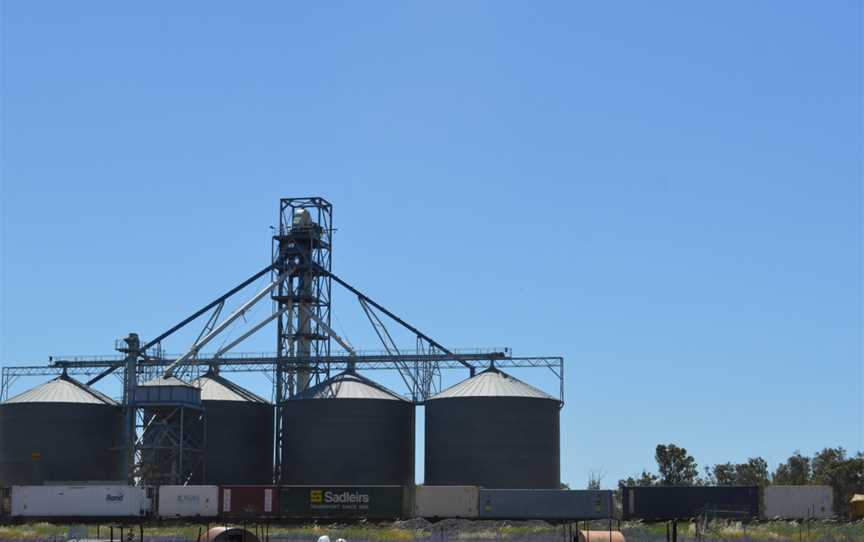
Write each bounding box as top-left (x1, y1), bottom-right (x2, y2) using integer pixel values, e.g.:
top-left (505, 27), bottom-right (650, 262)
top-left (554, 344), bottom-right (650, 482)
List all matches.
top-left (10, 485), bottom-right (150, 517)
top-left (1, 487), bottom-right (10, 517)
top-left (280, 486), bottom-right (405, 519)
top-left (158, 485), bottom-right (219, 518)
top-left (478, 489), bottom-right (613, 520)
top-left (763, 485), bottom-right (833, 519)
top-left (415, 486), bottom-right (479, 518)
top-left (622, 486), bottom-right (759, 520)
top-left (219, 486), bottom-right (278, 518)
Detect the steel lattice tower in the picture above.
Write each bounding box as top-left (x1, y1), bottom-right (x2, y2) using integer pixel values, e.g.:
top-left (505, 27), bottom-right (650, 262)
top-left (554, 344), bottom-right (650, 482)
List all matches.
top-left (271, 197), bottom-right (333, 483)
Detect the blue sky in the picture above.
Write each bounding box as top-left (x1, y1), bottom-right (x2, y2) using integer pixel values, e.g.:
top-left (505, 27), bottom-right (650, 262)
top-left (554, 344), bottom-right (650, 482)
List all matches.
top-left (1, 2), bottom-right (861, 488)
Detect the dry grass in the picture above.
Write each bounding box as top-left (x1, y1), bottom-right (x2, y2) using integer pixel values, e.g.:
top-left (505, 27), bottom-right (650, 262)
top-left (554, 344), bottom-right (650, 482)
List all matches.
top-left (0, 520), bottom-right (861, 542)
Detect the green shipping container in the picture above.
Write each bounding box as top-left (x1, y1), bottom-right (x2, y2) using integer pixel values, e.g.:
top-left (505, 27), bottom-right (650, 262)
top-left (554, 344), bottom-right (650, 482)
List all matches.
top-left (280, 486), bottom-right (406, 519)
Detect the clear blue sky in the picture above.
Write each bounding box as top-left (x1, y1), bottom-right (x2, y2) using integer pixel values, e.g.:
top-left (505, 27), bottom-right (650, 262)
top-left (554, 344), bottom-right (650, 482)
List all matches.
top-left (1, 2), bottom-right (861, 488)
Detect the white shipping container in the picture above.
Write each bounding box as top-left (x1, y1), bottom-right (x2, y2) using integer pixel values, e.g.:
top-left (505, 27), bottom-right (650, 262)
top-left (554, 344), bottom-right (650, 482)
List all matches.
top-left (415, 486), bottom-right (479, 518)
top-left (763, 485), bottom-right (833, 519)
top-left (158, 485), bottom-right (219, 518)
top-left (11, 485), bottom-right (150, 517)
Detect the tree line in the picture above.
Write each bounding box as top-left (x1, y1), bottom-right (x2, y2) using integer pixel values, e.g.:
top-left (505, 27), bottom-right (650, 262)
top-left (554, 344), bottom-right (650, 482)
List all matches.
top-left (609, 444), bottom-right (864, 517)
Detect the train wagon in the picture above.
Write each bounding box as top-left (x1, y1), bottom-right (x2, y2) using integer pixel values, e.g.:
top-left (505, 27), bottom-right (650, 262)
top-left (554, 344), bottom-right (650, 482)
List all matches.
top-left (10, 485), bottom-right (150, 518)
top-left (219, 486), bottom-right (278, 518)
top-left (280, 486), bottom-right (406, 519)
top-left (157, 485), bottom-right (219, 518)
top-left (479, 489), bottom-right (614, 520)
top-left (415, 486), bottom-right (479, 519)
top-left (763, 486), bottom-right (833, 519)
top-left (622, 486), bottom-right (759, 521)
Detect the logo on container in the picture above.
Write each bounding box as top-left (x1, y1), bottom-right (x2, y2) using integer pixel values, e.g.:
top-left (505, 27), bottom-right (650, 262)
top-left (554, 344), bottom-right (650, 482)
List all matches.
top-left (106, 493), bottom-right (124, 502)
top-left (310, 490), bottom-right (323, 504)
top-left (324, 491), bottom-right (369, 505)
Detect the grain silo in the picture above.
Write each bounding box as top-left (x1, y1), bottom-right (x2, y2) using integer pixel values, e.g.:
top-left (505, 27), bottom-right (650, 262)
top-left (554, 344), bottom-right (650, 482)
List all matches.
top-left (280, 370), bottom-right (414, 485)
top-left (425, 367), bottom-right (560, 489)
top-left (0, 372), bottom-right (123, 485)
top-left (192, 370), bottom-right (274, 484)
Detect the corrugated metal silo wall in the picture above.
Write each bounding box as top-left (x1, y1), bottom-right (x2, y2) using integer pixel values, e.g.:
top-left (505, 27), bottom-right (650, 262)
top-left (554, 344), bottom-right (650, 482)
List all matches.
top-left (0, 403), bottom-right (124, 485)
top-left (281, 399), bottom-right (414, 485)
top-left (425, 396), bottom-right (560, 489)
top-left (203, 401), bottom-right (274, 485)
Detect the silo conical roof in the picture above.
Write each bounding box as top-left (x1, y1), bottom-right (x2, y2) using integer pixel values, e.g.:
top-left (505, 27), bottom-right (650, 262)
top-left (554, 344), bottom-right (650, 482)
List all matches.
top-left (295, 371), bottom-right (408, 401)
top-left (429, 367), bottom-right (557, 401)
top-left (192, 372), bottom-right (269, 403)
top-left (3, 374), bottom-right (117, 405)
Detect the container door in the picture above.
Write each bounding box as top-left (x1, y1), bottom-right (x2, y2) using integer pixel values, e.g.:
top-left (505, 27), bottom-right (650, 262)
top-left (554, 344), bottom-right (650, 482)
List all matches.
top-left (223, 488), bottom-right (231, 513)
top-left (264, 488), bottom-right (273, 513)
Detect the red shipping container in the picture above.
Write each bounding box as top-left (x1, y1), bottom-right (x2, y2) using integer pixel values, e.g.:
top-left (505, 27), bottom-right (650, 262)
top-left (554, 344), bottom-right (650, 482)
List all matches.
top-left (219, 486), bottom-right (279, 517)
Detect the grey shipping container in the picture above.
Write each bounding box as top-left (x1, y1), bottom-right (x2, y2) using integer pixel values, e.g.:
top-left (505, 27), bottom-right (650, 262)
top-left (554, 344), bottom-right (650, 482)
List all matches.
top-left (415, 486), bottom-right (479, 518)
top-left (763, 485), bottom-right (833, 519)
top-left (478, 490), bottom-right (613, 520)
top-left (280, 486), bottom-right (406, 519)
top-left (622, 486), bottom-right (759, 520)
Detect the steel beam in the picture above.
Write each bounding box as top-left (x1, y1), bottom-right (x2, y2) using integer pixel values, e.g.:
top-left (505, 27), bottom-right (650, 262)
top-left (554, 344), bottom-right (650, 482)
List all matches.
top-left (320, 266), bottom-right (475, 374)
top-left (163, 270), bottom-right (289, 378)
top-left (86, 265), bottom-right (274, 386)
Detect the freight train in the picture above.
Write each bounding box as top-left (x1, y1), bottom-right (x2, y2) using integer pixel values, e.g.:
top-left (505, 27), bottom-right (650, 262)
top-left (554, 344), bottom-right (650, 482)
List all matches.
top-left (621, 485), bottom-right (834, 521)
top-left (0, 484), bottom-right (834, 523)
top-left (0, 485), bottom-right (613, 522)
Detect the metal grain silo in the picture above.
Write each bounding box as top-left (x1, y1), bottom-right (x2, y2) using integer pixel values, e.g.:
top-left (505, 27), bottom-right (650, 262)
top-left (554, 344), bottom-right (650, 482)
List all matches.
top-left (192, 370), bottom-right (274, 484)
top-left (0, 373), bottom-right (123, 485)
top-left (280, 370), bottom-right (414, 485)
top-left (425, 367), bottom-right (561, 489)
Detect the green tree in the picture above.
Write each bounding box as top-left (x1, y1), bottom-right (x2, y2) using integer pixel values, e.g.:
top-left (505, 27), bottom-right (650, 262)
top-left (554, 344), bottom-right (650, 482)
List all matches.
top-left (736, 457), bottom-right (770, 486)
top-left (655, 444), bottom-right (699, 485)
top-left (772, 451), bottom-right (811, 485)
top-left (811, 447), bottom-right (864, 517)
top-left (712, 458), bottom-right (769, 486)
top-left (701, 466), bottom-right (716, 486)
top-left (587, 469), bottom-right (605, 490)
top-left (713, 462), bottom-right (737, 485)
top-left (812, 447), bottom-right (847, 483)
top-left (617, 470), bottom-right (658, 490)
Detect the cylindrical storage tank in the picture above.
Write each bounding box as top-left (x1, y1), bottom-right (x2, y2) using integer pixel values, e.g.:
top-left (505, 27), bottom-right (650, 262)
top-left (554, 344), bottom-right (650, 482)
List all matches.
top-left (281, 370), bottom-right (414, 485)
top-left (425, 367), bottom-right (561, 489)
top-left (199, 527), bottom-right (260, 542)
top-left (578, 531), bottom-right (626, 542)
top-left (192, 371), bottom-right (274, 485)
top-left (0, 373), bottom-right (123, 485)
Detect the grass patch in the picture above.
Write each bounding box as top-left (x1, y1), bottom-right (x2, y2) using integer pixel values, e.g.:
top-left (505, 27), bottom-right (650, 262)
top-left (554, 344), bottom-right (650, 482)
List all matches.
top-left (0, 520), bottom-right (861, 542)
